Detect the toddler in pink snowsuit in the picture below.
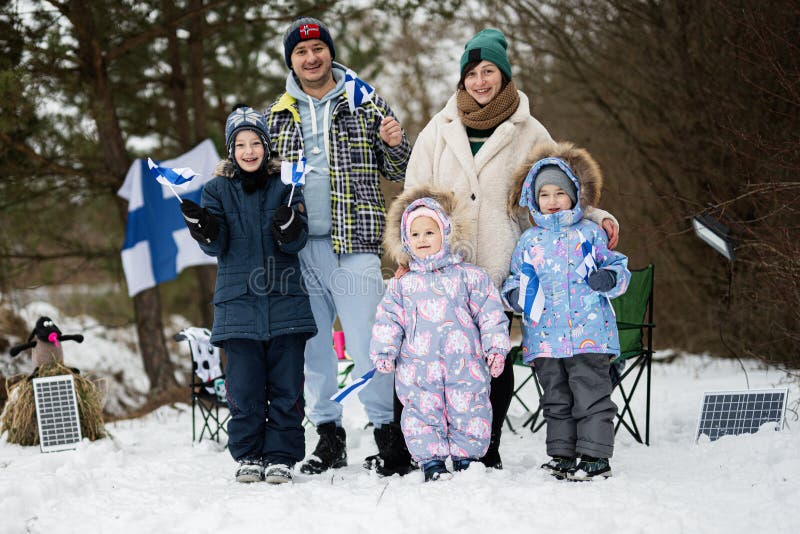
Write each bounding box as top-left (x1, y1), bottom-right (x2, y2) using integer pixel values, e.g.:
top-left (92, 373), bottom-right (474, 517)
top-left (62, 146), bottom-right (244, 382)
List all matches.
top-left (370, 188), bottom-right (511, 482)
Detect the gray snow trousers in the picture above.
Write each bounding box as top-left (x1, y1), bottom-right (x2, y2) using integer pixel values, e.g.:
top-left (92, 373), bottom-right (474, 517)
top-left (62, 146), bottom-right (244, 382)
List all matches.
top-left (534, 353), bottom-right (617, 459)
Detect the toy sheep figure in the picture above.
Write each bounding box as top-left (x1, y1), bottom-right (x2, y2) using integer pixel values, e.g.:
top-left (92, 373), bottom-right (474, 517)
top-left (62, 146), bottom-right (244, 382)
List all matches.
top-left (10, 316), bottom-right (84, 372)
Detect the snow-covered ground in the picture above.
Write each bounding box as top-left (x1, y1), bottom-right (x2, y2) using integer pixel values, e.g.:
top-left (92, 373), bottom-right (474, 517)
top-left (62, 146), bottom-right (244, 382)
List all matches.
top-left (1, 303), bottom-right (799, 534)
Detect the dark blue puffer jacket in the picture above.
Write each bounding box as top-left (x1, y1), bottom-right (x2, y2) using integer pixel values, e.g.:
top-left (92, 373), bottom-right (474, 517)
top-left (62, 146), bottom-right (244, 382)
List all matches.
top-left (198, 159), bottom-right (317, 346)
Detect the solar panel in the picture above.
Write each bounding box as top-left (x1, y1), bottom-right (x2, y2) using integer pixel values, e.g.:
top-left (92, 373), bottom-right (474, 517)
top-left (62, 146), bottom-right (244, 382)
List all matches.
top-left (695, 388), bottom-right (788, 442)
top-left (32, 374), bottom-right (83, 452)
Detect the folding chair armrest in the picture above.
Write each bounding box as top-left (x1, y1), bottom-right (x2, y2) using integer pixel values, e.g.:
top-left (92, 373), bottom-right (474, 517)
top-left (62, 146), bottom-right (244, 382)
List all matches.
top-left (195, 375), bottom-right (225, 388)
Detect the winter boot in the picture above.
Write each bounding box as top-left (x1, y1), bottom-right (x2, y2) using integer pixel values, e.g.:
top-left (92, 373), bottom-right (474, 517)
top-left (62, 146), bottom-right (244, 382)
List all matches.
top-left (452, 458), bottom-right (473, 472)
top-left (234, 458), bottom-right (265, 483)
top-left (566, 456), bottom-right (612, 481)
top-left (422, 459), bottom-right (452, 482)
top-left (540, 456), bottom-right (578, 479)
top-left (299, 422), bottom-right (347, 475)
top-left (264, 463), bottom-right (293, 484)
top-left (479, 432), bottom-right (503, 469)
top-left (363, 422), bottom-right (416, 476)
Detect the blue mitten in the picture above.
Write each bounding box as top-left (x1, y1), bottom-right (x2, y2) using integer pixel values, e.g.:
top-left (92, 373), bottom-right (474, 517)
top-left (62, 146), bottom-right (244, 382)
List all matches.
top-left (506, 288), bottom-right (523, 313)
top-left (587, 269), bottom-right (617, 292)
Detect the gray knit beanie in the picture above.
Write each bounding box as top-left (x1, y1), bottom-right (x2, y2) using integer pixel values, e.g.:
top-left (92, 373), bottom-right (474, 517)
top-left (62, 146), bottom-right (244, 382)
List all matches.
top-left (534, 165), bottom-right (577, 207)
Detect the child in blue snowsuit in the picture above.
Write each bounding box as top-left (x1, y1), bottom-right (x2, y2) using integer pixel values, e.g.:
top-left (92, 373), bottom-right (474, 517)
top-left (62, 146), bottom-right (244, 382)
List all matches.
top-left (180, 105), bottom-right (316, 484)
top-left (370, 188), bottom-right (511, 482)
top-left (502, 141), bottom-right (630, 481)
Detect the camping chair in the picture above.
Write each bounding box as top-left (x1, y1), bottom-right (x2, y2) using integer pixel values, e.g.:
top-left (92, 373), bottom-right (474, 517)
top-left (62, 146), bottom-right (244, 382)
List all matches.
top-left (505, 264), bottom-right (655, 445)
top-left (175, 327), bottom-right (230, 443)
top-left (608, 264), bottom-right (655, 445)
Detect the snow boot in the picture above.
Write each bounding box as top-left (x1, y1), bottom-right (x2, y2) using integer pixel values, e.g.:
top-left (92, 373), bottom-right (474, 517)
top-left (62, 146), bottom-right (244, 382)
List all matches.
top-left (422, 459), bottom-right (452, 482)
top-left (264, 463), bottom-right (293, 484)
top-left (540, 456), bottom-right (578, 479)
top-left (566, 456), bottom-right (612, 481)
top-left (234, 458), bottom-right (265, 483)
top-left (452, 458), bottom-right (473, 472)
top-left (299, 422), bottom-right (347, 475)
top-left (363, 422), bottom-right (416, 476)
top-left (479, 432), bottom-right (502, 469)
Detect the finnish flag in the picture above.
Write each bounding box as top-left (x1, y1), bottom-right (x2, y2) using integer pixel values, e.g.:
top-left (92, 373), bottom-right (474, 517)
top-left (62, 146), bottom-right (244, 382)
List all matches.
top-left (330, 368), bottom-right (377, 403)
top-left (575, 229), bottom-right (615, 314)
top-left (519, 249), bottom-right (546, 324)
top-left (575, 229), bottom-right (598, 282)
top-left (344, 67), bottom-right (376, 113)
top-left (117, 140), bottom-right (219, 297)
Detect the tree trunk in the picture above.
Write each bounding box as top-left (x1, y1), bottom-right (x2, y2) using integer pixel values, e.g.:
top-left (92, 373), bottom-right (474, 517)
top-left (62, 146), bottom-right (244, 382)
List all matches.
top-left (64, 0), bottom-right (177, 392)
top-left (133, 287), bottom-right (176, 391)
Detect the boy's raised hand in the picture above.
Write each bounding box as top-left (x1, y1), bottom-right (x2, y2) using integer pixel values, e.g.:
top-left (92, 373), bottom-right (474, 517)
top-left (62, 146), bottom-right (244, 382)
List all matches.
top-left (180, 199), bottom-right (219, 243)
top-left (486, 353), bottom-right (505, 378)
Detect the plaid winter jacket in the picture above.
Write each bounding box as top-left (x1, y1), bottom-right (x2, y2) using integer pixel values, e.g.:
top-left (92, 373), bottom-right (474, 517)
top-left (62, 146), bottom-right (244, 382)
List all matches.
top-left (266, 90), bottom-right (410, 255)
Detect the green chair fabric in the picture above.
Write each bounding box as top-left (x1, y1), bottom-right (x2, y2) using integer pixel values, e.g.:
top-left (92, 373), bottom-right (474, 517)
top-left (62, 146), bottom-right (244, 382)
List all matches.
top-left (609, 264), bottom-right (655, 445)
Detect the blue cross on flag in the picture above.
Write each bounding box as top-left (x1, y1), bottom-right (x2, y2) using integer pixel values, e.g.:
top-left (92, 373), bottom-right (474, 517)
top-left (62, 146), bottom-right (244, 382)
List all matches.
top-left (147, 158), bottom-right (198, 188)
top-left (344, 67), bottom-right (376, 113)
top-left (575, 229), bottom-right (598, 281)
top-left (519, 249), bottom-right (546, 324)
top-left (280, 149), bottom-right (312, 206)
top-left (575, 229), bottom-right (615, 314)
top-left (118, 139), bottom-right (219, 297)
top-left (330, 368), bottom-right (377, 403)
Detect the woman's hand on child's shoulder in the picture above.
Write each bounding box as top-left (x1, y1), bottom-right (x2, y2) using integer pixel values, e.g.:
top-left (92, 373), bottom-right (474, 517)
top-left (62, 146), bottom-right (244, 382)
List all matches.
top-left (602, 219), bottom-right (619, 249)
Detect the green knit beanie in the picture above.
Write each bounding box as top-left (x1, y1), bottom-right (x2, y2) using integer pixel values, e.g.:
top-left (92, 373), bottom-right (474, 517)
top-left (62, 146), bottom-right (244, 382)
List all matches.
top-left (460, 29), bottom-right (512, 80)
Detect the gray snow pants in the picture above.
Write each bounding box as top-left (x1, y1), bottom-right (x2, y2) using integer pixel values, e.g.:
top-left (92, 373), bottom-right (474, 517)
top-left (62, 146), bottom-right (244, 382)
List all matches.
top-left (533, 353), bottom-right (617, 459)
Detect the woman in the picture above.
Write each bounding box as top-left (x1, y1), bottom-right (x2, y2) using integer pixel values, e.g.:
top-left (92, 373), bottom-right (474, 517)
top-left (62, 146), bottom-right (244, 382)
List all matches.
top-left (403, 29), bottom-right (619, 468)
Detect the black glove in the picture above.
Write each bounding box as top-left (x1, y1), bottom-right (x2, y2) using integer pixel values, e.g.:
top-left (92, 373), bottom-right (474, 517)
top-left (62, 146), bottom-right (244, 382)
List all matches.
top-left (587, 269), bottom-right (617, 292)
top-left (271, 205), bottom-right (303, 244)
top-left (506, 288), bottom-right (524, 314)
top-left (180, 199), bottom-right (219, 244)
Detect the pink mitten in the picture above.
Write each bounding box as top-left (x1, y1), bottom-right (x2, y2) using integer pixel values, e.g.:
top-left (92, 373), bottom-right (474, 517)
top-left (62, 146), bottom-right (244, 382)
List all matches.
top-left (374, 358), bottom-right (395, 374)
top-left (486, 353), bottom-right (505, 378)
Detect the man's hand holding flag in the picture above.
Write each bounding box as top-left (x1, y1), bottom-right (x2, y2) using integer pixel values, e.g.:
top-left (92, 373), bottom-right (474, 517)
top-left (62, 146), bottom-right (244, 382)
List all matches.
top-left (343, 67), bottom-right (403, 147)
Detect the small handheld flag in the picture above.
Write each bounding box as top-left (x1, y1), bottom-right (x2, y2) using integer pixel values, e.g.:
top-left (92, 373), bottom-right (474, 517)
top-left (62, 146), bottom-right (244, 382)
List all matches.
top-left (344, 68), bottom-right (383, 119)
top-left (575, 229), bottom-right (615, 315)
top-left (330, 368), bottom-right (377, 403)
top-left (280, 150), bottom-right (312, 206)
top-left (147, 157), bottom-right (199, 203)
top-left (519, 249), bottom-right (546, 324)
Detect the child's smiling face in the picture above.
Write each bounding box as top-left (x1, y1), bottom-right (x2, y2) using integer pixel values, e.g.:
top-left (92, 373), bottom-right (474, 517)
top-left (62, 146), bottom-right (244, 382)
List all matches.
top-left (233, 130), bottom-right (265, 172)
top-left (408, 216), bottom-right (442, 259)
top-left (538, 184), bottom-right (574, 214)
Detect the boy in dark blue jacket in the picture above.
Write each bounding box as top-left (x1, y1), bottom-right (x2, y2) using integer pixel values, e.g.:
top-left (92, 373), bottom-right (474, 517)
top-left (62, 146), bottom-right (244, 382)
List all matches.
top-left (180, 105), bottom-right (316, 484)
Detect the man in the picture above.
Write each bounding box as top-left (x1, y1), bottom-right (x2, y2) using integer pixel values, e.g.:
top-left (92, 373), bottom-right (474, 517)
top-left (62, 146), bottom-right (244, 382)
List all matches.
top-left (267, 17), bottom-right (413, 476)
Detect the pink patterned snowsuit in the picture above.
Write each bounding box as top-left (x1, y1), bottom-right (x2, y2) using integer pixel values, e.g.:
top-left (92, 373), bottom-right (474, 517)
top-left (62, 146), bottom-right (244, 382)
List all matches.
top-left (370, 197), bottom-right (511, 463)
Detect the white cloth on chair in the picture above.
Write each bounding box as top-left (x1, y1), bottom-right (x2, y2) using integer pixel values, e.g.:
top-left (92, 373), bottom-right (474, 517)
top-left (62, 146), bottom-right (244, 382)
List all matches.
top-left (181, 327), bottom-right (221, 395)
